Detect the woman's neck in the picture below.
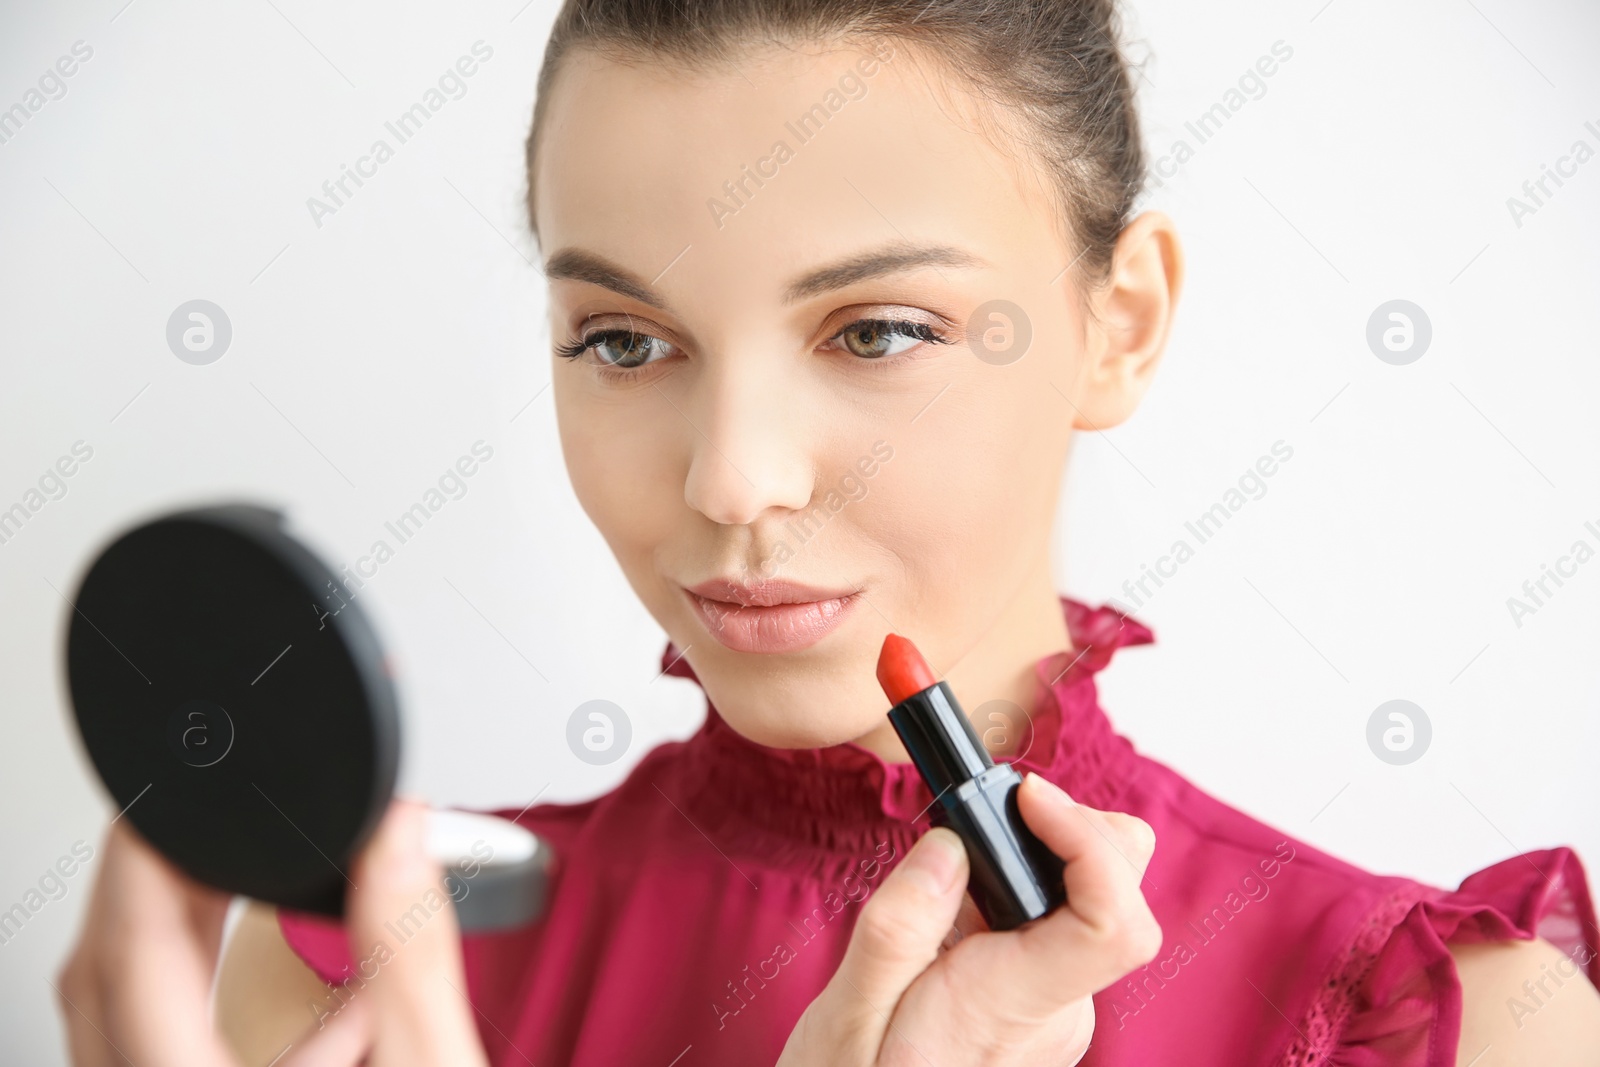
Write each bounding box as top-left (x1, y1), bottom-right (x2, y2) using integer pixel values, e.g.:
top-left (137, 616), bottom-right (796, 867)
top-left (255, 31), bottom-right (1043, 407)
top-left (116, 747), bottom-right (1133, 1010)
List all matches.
top-left (849, 550), bottom-right (1073, 764)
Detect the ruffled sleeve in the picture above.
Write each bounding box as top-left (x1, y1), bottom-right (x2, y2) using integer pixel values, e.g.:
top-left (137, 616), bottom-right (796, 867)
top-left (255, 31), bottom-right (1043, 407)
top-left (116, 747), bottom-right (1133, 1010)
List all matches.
top-left (1277, 847), bottom-right (1599, 1066)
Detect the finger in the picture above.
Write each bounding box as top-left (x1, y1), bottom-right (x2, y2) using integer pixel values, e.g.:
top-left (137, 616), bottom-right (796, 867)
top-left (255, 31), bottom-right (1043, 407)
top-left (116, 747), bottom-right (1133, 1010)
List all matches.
top-left (345, 799), bottom-right (487, 1066)
top-left (113, 825), bottom-right (237, 1046)
top-left (58, 822), bottom-right (237, 1066)
top-left (57, 824), bottom-right (172, 1067)
top-left (1009, 774), bottom-right (1162, 994)
top-left (101, 820), bottom-right (231, 952)
top-left (53, 970), bottom-right (114, 1067)
top-left (1099, 810), bottom-right (1157, 880)
top-left (944, 891), bottom-right (988, 950)
top-left (56, 831), bottom-right (116, 1067)
top-left (279, 993), bottom-right (374, 1067)
top-left (811, 828), bottom-right (968, 1045)
top-left (1015, 774), bottom-right (1153, 922)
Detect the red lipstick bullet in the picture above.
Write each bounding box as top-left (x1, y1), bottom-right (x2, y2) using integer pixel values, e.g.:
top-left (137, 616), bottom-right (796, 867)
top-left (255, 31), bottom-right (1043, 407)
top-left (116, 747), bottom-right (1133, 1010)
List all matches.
top-left (876, 633), bottom-right (938, 705)
top-left (875, 633), bottom-right (1067, 930)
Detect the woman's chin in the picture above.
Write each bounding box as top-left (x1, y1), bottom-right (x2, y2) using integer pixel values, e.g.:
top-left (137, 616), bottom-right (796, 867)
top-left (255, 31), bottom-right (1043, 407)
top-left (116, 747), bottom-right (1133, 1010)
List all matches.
top-left (692, 673), bottom-right (882, 751)
top-left (679, 641), bottom-right (892, 751)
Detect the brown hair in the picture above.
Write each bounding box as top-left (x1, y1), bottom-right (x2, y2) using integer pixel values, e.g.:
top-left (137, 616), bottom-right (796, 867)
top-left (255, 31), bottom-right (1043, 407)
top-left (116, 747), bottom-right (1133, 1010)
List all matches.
top-left (524, 0), bottom-right (1146, 290)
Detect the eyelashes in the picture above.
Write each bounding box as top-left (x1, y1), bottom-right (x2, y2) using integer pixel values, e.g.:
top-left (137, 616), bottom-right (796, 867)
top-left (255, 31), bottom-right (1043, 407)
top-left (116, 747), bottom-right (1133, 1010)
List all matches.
top-left (555, 316), bottom-right (955, 376)
top-left (824, 319), bottom-right (952, 361)
top-left (553, 327), bottom-right (673, 370)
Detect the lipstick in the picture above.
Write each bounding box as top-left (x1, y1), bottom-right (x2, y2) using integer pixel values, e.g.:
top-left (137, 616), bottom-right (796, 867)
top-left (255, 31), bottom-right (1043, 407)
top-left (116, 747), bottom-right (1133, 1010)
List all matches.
top-left (876, 633), bottom-right (1067, 930)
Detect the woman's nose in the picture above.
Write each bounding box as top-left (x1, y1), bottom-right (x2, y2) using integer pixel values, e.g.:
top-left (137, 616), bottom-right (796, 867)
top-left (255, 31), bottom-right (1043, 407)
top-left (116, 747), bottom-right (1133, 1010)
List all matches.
top-left (680, 362), bottom-right (815, 526)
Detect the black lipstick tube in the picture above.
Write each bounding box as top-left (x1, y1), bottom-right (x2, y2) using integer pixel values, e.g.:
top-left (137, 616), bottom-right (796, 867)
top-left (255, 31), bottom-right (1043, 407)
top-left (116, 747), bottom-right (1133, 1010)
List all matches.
top-left (887, 681), bottom-right (1067, 930)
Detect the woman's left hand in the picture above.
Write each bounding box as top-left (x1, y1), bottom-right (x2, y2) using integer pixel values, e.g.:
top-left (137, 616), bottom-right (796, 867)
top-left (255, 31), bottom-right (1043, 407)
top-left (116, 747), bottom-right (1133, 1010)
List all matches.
top-left (778, 772), bottom-right (1160, 1066)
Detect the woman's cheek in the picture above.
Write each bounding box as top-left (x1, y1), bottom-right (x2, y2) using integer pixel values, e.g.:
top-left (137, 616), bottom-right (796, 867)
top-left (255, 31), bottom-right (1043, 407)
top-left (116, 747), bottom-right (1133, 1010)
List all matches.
top-left (870, 409), bottom-right (1048, 615)
top-left (854, 458), bottom-right (975, 614)
top-left (559, 402), bottom-right (673, 554)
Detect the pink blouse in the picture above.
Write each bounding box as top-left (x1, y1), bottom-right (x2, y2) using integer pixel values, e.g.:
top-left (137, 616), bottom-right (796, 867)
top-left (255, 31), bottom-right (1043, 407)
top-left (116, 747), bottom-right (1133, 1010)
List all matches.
top-left (280, 598), bottom-right (1599, 1065)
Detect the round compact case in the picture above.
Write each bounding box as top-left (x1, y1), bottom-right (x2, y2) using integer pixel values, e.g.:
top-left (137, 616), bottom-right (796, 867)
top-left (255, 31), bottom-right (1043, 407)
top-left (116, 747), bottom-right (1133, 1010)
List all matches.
top-left (64, 503), bottom-right (547, 931)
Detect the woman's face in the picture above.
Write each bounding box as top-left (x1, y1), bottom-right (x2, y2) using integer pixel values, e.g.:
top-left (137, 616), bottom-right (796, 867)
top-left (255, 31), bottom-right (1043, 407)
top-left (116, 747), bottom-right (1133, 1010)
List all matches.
top-left (534, 39), bottom-right (1175, 750)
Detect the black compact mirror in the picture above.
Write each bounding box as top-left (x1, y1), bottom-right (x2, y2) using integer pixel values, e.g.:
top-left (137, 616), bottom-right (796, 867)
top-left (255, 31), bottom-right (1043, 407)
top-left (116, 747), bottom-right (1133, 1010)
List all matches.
top-left (64, 504), bottom-right (545, 929)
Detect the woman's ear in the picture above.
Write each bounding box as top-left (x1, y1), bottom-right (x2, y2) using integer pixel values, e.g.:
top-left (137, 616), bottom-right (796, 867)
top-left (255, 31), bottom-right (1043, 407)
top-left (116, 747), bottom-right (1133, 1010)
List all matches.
top-left (1066, 210), bottom-right (1184, 430)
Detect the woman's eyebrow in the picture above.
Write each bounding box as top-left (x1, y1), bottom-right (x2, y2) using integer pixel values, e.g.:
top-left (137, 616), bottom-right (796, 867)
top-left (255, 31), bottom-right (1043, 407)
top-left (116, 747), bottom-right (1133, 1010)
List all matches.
top-left (543, 248), bottom-right (669, 310)
top-left (782, 241), bottom-right (987, 303)
top-left (543, 241), bottom-right (987, 311)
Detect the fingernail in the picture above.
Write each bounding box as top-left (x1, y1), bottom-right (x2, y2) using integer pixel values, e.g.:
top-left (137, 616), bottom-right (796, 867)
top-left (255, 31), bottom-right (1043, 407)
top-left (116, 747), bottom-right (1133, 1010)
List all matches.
top-left (903, 828), bottom-right (966, 896)
top-left (406, 802), bottom-right (428, 851)
top-left (1027, 771), bottom-right (1074, 807)
top-left (378, 800), bottom-right (430, 875)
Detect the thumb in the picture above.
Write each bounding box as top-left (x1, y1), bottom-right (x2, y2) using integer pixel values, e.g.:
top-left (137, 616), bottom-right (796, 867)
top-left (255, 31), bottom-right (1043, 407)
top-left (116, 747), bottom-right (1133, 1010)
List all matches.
top-left (820, 828), bottom-right (968, 1032)
top-left (345, 799), bottom-right (487, 1066)
top-left (278, 993), bottom-right (373, 1067)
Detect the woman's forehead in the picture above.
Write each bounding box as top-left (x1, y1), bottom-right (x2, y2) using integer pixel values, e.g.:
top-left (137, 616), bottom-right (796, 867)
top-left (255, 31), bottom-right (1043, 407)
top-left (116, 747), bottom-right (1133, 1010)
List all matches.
top-left (531, 42), bottom-right (1063, 303)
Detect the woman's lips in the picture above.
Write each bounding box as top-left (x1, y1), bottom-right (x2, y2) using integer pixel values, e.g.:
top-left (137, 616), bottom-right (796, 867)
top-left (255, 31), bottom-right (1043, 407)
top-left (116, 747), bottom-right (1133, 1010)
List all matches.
top-left (683, 580), bottom-right (858, 654)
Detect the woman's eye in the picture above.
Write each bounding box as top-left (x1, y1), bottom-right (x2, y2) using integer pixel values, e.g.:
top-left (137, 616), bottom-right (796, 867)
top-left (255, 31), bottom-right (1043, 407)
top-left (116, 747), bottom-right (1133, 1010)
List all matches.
top-left (560, 329), bottom-right (676, 369)
top-left (559, 317), bottom-right (948, 370)
top-left (828, 319), bottom-right (946, 360)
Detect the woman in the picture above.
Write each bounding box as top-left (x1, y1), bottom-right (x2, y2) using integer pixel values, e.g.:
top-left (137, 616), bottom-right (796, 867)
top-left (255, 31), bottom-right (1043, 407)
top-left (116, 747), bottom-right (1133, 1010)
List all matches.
top-left (57, 1), bottom-right (1600, 1064)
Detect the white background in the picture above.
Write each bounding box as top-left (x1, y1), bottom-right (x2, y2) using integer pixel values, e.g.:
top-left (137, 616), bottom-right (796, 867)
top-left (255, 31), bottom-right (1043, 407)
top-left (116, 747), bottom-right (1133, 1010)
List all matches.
top-left (2, 0), bottom-right (1597, 1062)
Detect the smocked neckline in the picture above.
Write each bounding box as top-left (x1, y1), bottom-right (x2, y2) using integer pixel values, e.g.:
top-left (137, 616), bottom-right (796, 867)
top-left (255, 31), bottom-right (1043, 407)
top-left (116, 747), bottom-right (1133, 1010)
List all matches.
top-left (662, 597), bottom-right (1154, 861)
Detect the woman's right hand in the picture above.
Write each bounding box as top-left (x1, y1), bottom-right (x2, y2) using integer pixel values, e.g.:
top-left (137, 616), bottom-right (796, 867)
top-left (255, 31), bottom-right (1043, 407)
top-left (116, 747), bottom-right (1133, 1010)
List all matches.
top-left (55, 799), bottom-right (489, 1067)
top-left (777, 772), bottom-right (1160, 1066)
